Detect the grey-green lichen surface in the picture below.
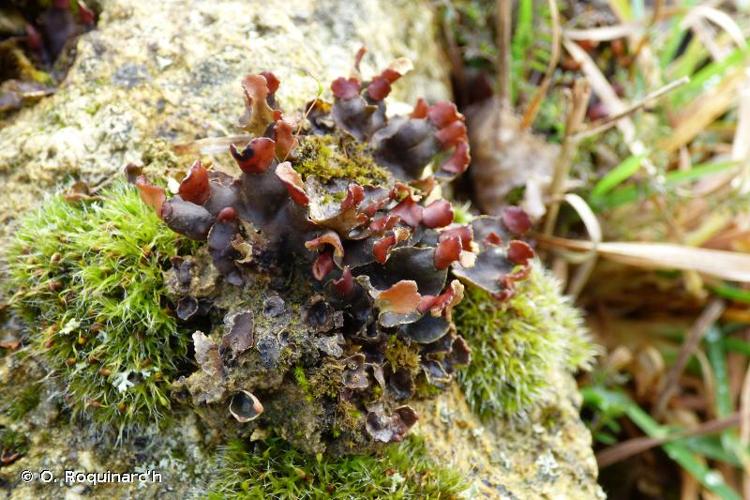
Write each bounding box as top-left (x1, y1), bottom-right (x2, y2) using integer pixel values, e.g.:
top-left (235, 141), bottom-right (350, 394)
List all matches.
top-left (0, 0), bottom-right (603, 498)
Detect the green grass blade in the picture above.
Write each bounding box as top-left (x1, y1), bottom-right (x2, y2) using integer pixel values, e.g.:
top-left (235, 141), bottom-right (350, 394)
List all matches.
top-left (709, 282), bottom-right (750, 304)
top-left (672, 47), bottom-right (750, 106)
top-left (705, 327), bottom-right (732, 418)
top-left (683, 436), bottom-right (743, 467)
top-left (595, 161), bottom-right (739, 210)
top-left (583, 387), bottom-right (741, 500)
top-left (591, 154), bottom-right (645, 201)
top-left (725, 337), bottom-right (750, 356)
top-left (665, 161), bottom-right (739, 184)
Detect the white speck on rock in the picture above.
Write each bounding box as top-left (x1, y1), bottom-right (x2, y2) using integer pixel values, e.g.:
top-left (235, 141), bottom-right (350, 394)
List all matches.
top-left (535, 450), bottom-right (559, 481)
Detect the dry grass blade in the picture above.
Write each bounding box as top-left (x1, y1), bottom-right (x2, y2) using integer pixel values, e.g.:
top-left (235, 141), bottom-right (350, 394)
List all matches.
top-left (564, 23), bottom-right (640, 41)
top-left (653, 299), bottom-right (725, 418)
top-left (596, 412), bottom-right (740, 468)
top-left (562, 194), bottom-right (602, 298)
top-left (682, 5), bottom-right (747, 50)
top-left (732, 71), bottom-right (750, 163)
top-left (741, 358), bottom-right (750, 497)
top-left (536, 236), bottom-right (750, 282)
top-left (733, 70), bottom-right (750, 194)
top-left (658, 67), bottom-right (747, 154)
top-left (574, 76), bottom-right (690, 140)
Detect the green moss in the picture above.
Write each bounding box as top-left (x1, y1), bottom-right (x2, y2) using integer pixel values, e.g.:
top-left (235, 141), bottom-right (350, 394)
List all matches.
top-left (207, 435), bottom-right (466, 499)
top-left (295, 135), bottom-right (389, 186)
top-left (309, 361), bottom-right (343, 400)
top-left (0, 427), bottom-right (29, 459)
top-left (451, 202), bottom-right (474, 225)
top-left (5, 183), bottom-right (197, 428)
top-left (294, 366), bottom-right (313, 402)
top-left (454, 262), bottom-right (598, 419)
top-left (385, 335), bottom-right (420, 374)
top-left (4, 383), bottom-right (41, 421)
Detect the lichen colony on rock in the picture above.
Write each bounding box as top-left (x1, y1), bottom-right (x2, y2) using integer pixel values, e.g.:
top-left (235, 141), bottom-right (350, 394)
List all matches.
top-left (134, 54), bottom-right (538, 453)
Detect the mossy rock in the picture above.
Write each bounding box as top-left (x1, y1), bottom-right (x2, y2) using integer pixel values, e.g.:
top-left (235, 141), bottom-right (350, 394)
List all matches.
top-left (5, 184), bottom-right (196, 428)
top-left (454, 262), bottom-right (598, 418)
top-left (207, 436), bottom-right (466, 499)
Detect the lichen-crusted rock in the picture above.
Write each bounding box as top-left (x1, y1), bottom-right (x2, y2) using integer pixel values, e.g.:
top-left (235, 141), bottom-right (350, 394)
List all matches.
top-left (0, 0), bottom-right (448, 242)
top-left (414, 381), bottom-right (605, 499)
top-left (0, 1), bottom-right (601, 498)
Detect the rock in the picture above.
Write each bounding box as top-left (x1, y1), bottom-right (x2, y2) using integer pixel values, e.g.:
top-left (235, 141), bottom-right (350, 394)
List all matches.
top-left (0, 0), bottom-right (601, 498)
top-left (0, 0), bottom-right (448, 243)
top-left (413, 380), bottom-right (605, 498)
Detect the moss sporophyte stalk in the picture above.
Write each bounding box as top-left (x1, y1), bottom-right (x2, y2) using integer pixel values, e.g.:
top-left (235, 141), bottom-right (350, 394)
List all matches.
top-left (5, 51), bottom-right (596, 496)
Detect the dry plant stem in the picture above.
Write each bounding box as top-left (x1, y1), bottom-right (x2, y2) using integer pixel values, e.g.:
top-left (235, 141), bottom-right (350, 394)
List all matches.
top-left (695, 349), bottom-right (716, 418)
top-left (441, 8), bottom-right (467, 105)
top-left (651, 0), bottom-right (664, 24)
top-left (534, 236), bottom-right (750, 282)
top-left (596, 412), bottom-right (741, 468)
top-left (174, 134), bottom-right (253, 155)
top-left (653, 299), bottom-right (726, 419)
top-left (520, 0), bottom-right (560, 130)
top-left (563, 37), bottom-right (655, 174)
top-left (492, 0), bottom-right (512, 154)
top-left (542, 80), bottom-right (591, 236)
top-left (573, 76), bottom-right (690, 141)
top-left (680, 469), bottom-right (700, 500)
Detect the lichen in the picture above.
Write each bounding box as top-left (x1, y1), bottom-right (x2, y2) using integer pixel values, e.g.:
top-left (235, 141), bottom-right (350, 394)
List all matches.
top-left (140, 138), bottom-right (180, 172)
top-left (294, 134), bottom-right (389, 186)
top-left (454, 262), bottom-right (598, 419)
top-left (129, 60), bottom-right (533, 453)
top-left (206, 435), bottom-right (467, 499)
top-left (4, 52), bottom-right (570, 466)
top-left (5, 183), bottom-right (197, 427)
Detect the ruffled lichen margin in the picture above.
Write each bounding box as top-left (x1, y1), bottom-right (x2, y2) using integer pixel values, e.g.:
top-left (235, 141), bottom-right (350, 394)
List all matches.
top-left (128, 54), bottom-right (557, 453)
